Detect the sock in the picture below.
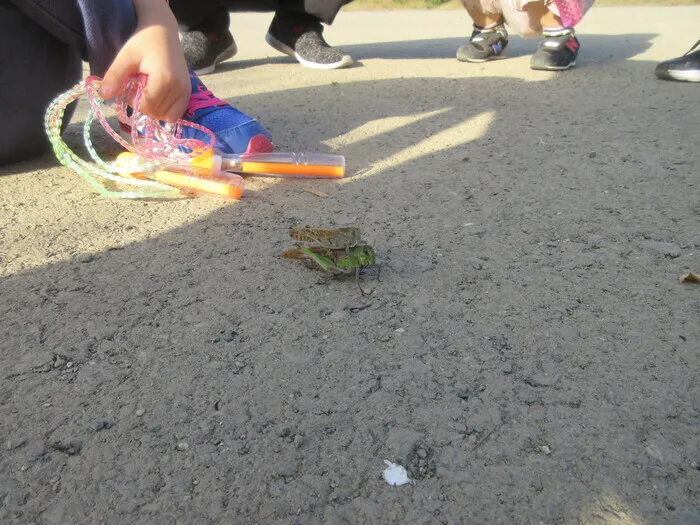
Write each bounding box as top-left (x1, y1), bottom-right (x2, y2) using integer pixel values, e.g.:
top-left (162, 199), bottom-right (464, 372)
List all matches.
top-left (543, 27), bottom-right (574, 37)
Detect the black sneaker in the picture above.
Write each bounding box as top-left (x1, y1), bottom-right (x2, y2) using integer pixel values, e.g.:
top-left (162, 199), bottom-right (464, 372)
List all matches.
top-left (655, 40), bottom-right (700, 83)
top-left (265, 13), bottom-right (353, 70)
top-left (457, 24), bottom-right (508, 63)
top-left (531, 30), bottom-right (580, 71)
top-left (181, 28), bottom-right (237, 75)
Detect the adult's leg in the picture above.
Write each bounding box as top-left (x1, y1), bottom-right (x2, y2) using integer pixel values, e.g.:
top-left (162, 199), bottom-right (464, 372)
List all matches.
top-left (269, 0), bottom-right (353, 25)
top-left (9, 0), bottom-right (135, 76)
top-left (170, 0), bottom-right (352, 28)
top-left (172, 0), bottom-right (353, 72)
top-left (0, 2), bottom-right (82, 165)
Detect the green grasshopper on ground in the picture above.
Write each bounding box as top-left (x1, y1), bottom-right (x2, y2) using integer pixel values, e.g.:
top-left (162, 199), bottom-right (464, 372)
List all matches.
top-left (281, 227), bottom-right (379, 295)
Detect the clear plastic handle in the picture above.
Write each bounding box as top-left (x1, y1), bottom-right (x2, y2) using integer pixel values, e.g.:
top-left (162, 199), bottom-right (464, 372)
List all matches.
top-left (220, 152), bottom-right (345, 178)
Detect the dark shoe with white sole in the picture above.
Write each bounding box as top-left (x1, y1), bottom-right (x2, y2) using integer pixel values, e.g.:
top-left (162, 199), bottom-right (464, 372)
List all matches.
top-left (265, 13), bottom-right (352, 70)
top-left (531, 30), bottom-right (580, 71)
top-left (457, 24), bottom-right (509, 63)
top-left (181, 28), bottom-right (237, 76)
top-left (655, 40), bottom-right (700, 83)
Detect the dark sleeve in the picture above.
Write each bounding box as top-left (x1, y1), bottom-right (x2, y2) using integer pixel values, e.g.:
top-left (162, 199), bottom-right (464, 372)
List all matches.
top-left (76, 0), bottom-right (137, 75)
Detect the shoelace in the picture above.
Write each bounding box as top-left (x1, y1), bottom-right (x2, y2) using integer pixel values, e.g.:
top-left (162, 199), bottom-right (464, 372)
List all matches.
top-left (684, 39), bottom-right (700, 56)
top-left (185, 86), bottom-right (228, 118)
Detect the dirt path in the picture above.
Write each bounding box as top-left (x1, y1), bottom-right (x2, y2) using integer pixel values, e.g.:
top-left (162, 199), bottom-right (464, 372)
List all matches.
top-left (1, 7), bottom-right (698, 524)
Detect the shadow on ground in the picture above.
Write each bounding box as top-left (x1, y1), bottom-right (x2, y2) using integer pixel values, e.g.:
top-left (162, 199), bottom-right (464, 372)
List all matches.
top-left (1, 46), bottom-right (698, 524)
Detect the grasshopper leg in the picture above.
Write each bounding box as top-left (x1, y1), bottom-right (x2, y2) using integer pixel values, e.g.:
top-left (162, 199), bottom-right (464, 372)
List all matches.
top-left (356, 267), bottom-right (373, 296)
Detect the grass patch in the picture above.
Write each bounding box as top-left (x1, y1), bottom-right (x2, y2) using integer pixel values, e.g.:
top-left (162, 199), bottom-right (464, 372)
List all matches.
top-left (346, 0), bottom-right (699, 10)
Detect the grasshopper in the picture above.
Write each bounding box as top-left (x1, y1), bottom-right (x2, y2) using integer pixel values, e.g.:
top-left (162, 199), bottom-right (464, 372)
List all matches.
top-left (289, 227), bottom-right (361, 249)
top-left (282, 226), bottom-right (378, 295)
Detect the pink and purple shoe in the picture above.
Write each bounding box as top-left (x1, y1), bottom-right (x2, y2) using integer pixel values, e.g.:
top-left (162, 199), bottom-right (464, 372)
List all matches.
top-left (122, 71), bottom-right (274, 155)
top-left (179, 71), bottom-right (273, 154)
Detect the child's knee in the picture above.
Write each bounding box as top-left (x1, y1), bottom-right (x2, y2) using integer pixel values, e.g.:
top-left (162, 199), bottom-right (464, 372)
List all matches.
top-left (0, 4), bottom-right (82, 164)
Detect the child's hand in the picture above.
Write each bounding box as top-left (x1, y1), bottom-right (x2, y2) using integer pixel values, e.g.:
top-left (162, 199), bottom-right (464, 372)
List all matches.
top-left (99, 1), bottom-right (190, 123)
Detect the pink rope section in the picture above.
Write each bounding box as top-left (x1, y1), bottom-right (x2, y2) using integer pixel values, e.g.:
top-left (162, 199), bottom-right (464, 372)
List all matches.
top-left (83, 74), bottom-right (216, 164)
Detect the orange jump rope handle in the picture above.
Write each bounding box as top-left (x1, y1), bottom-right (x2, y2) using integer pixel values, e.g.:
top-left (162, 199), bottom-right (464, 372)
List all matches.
top-left (215, 152), bottom-right (346, 178)
top-left (115, 152), bottom-right (244, 199)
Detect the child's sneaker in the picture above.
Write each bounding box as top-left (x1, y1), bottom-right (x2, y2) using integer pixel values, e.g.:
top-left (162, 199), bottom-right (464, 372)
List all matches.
top-left (121, 72), bottom-right (273, 155)
top-left (655, 40), bottom-right (700, 83)
top-left (181, 29), bottom-right (237, 76)
top-left (531, 29), bottom-right (579, 71)
top-left (265, 13), bottom-right (353, 70)
top-left (179, 72), bottom-right (273, 154)
top-left (456, 24), bottom-right (508, 63)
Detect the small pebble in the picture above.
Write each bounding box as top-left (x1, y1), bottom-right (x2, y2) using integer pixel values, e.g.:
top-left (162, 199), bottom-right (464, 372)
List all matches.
top-left (646, 444), bottom-right (664, 462)
top-left (691, 461), bottom-right (700, 470)
top-left (53, 358), bottom-right (66, 368)
top-left (135, 408), bottom-right (145, 417)
top-left (525, 374), bottom-right (560, 388)
top-left (95, 421), bottom-right (113, 431)
top-left (417, 448), bottom-right (427, 459)
top-left (451, 422), bottom-right (467, 433)
top-left (541, 445), bottom-right (552, 455)
top-left (502, 363), bottom-right (513, 374)
top-left (66, 362), bottom-right (73, 369)
top-left (395, 328), bottom-right (405, 333)
top-left (5, 438), bottom-right (26, 450)
top-left (176, 442), bottom-right (189, 451)
top-left (293, 435), bottom-right (304, 448)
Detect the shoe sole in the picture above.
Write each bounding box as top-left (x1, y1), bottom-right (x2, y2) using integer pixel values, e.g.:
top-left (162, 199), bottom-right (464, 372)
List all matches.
top-left (265, 32), bottom-right (353, 70)
top-left (457, 42), bottom-right (509, 63)
top-left (531, 60), bottom-right (576, 71)
top-left (193, 42), bottom-right (238, 76)
top-left (458, 53), bottom-right (508, 63)
top-left (659, 69), bottom-right (700, 82)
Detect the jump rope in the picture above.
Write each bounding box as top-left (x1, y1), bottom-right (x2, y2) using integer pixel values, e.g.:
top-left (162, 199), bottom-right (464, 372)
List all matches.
top-left (44, 74), bottom-right (344, 199)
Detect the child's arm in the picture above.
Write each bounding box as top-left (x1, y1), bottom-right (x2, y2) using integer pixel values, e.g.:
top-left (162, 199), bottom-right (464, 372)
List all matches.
top-left (99, 0), bottom-right (190, 123)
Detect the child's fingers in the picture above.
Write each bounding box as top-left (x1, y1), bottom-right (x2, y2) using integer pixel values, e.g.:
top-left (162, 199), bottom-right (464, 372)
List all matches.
top-left (159, 93), bottom-right (188, 123)
top-left (100, 50), bottom-right (139, 100)
top-left (160, 81), bottom-right (190, 122)
top-left (143, 73), bottom-right (190, 122)
top-left (140, 74), bottom-right (171, 121)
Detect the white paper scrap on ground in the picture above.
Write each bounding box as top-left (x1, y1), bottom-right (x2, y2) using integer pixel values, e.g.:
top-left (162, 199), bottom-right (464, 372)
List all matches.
top-left (383, 460), bottom-right (414, 486)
